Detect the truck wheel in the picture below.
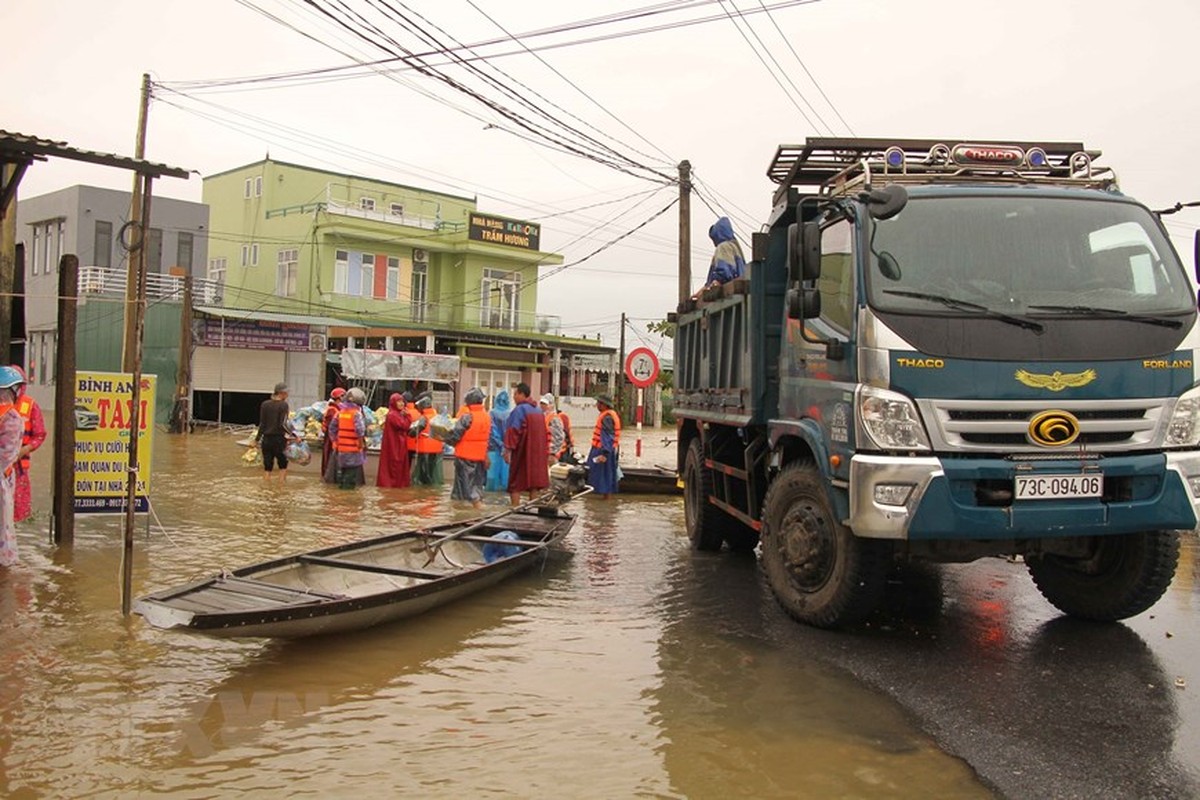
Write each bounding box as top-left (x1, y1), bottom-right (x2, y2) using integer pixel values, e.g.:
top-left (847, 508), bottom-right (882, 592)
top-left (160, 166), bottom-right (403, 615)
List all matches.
top-left (760, 463), bottom-right (890, 628)
top-left (683, 438), bottom-right (725, 551)
top-left (1026, 532), bottom-right (1180, 621)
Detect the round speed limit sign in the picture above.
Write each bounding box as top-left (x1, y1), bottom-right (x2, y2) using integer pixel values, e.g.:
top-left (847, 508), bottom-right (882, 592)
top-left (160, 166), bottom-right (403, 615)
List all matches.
top-left (624, 347), bottom-right (660, 389)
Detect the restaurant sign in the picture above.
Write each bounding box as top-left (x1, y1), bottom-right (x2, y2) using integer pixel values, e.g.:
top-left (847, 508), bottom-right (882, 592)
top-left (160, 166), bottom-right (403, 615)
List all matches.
top-left (468, 213), bottom-right (540, 251)
top-left (200, 318), bottom-right (311, 351)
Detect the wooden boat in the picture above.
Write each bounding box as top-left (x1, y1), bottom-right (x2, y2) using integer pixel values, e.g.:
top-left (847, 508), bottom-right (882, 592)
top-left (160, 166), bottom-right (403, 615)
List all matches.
top-left (133, 506), bottom-right (575, 639)
top-left (619, 464), bottom-right (682, 495)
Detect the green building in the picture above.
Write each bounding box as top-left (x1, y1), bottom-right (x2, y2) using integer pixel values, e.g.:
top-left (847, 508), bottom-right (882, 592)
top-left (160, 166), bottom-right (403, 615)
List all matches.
top-left (198, 159), bottom-right (614, 422)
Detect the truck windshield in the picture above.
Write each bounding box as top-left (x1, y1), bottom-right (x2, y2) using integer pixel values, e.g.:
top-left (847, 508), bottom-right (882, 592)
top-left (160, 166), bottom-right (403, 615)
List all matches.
top-left (866, 195), bottom-right (1194, 318)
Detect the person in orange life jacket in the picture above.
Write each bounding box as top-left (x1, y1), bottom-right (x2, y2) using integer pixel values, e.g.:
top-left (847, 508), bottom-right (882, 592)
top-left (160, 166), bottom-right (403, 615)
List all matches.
top-left (9, 366), bottom-right (46, 522)
top-left (256, 382), bottom-right (297, 484)
top-left (320, 387), bottom-right (346, 482)
top-left (539, 393), bottom-right (565, 466)
top-left (0, 367), bottom-right (27, 566)
top-left (586, 394), bottom-right (621, 499)
top-left (408, 392), bottom-right (444, 487)
top-left (403, 391), bottom-right (420, 459)
top-left (443, 387), bottom-right (491, 509)
top-left (326, 387), bottom-right (368, 488)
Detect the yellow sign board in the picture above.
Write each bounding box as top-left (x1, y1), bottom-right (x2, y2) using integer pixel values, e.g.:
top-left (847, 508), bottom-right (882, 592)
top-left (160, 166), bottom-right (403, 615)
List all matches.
top-left (73, 371), bottom-right (156, 513)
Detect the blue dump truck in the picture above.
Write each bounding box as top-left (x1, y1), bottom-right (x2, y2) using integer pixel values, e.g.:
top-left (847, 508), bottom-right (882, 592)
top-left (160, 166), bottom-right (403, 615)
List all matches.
top-left (673, 137), bottom-right (1199, 628)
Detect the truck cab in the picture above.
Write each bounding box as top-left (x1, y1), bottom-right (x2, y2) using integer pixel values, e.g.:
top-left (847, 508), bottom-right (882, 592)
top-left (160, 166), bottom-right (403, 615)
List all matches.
top-left (674, 138), bottom-right (1198, 628)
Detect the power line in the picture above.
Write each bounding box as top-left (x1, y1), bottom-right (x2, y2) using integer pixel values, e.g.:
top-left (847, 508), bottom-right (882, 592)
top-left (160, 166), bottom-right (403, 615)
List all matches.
top-left (755, 0), bottom-right (854, 134)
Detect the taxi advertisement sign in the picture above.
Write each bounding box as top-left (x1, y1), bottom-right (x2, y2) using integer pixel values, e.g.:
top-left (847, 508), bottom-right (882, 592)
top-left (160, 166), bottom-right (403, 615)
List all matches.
top-left (73, 371), bottom-right (156, 513)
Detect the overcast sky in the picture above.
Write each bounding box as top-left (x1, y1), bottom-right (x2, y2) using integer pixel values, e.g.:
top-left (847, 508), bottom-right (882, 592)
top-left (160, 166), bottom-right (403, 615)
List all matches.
top-left (6, 0), bottom-right (1200, 354)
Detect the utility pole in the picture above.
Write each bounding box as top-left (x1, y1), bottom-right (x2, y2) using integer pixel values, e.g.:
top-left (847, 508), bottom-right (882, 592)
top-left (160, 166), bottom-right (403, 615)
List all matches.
top-left (170, 275), bottom-right (192, 434)
top-left (618, 311), bottom-right (627, 414)
top-left (52, 254), bottom-right (78, 546)
top-left (122, 73), bottom-right (151, 372)
top-left (0, 164), bottom-right (17, 364)
top-left (678, 160), bottom-right (692, 305)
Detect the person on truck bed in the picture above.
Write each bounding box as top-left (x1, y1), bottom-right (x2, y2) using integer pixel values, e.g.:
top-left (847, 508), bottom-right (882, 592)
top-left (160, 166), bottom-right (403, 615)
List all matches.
top-left (696, 216), bottom-right (745, 296)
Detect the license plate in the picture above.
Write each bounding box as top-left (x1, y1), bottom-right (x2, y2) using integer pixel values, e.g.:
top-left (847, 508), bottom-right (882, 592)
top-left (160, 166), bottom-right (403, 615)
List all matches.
top-left (1014, 473), bottom-right (1103, 500)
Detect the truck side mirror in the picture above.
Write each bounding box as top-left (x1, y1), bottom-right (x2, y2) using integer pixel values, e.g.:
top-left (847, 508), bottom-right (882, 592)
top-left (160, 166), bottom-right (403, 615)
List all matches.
top-left (1194, 229), bottom-right (1199, 286)
top-left (787, 222), bottom-right (823, 282)
top-left (866, 184), bottom-right (908, 220)
top-left (786, 287), bottom-right (821, 320)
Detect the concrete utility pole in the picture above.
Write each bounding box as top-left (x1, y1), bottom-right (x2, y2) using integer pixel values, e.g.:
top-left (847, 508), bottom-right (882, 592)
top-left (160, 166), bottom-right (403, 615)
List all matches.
top-left (122, 73), bottom-right (151, 372)
top-left (170, 275), bottom-right (192, 434)
top-left (52, 254), bottom-right (78, 546)
top-left (678, 160), bottom-right (692, 305)
top-left (618, 311), bottom-right (627, 414)
top-left (0, 164), bottom-right (17, 365)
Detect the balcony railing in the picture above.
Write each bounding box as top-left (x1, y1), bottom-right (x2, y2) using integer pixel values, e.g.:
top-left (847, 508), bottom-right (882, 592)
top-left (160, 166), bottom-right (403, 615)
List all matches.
top-left (78, 266), bottom-right (224, 304)
top-left (324, 183), bottom-right (459, 231)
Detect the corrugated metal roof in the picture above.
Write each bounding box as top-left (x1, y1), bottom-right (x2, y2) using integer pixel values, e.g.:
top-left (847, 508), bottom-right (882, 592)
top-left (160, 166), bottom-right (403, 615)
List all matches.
top-left (194, 305), bottom-right (366, 328)
top-left (0, 130), bottom-right (190, 178)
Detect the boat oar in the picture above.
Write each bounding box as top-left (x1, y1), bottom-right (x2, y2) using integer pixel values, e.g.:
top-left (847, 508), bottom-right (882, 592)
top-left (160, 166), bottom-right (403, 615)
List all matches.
top-left (413, 491), bottom-right (556, 562)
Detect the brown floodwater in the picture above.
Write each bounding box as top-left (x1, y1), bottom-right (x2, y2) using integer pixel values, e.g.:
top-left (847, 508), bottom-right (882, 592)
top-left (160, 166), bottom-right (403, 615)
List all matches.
top-left (0, 429), bottom-right (991, 797)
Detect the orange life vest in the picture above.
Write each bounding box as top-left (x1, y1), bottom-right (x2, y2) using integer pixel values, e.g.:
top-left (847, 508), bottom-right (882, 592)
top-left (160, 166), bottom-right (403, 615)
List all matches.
top-left (452, 403), bottom-right (490, 462)
top-left (592, 408), bottom-right (621, 451)
top-left (415, 407), bottom-right (443, 454)
top-left (0, 402), bottom-right (15, 477)
top-left (16, 394), bottom-right (35, 470)
top-left (405, 403), bottom-right (419, 451)
top-left (547, 411), bottom-right (573, 458)
top-left (334, 407), bottom-right (363, 453)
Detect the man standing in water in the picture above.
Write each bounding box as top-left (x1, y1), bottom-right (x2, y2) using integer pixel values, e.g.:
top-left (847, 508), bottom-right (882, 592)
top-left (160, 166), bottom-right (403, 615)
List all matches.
top-left (256, 382), bottom-right (295, 484)
top-left (443, 387), bottom-right (491, 509)
top-left (503, 383), bottom-right (549, 507)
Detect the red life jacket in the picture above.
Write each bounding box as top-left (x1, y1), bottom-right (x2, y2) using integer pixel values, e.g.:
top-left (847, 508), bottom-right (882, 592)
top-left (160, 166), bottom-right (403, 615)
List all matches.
top-left (334, 407), bottom-right (363, 453)
top-left (16, 394), bottom-right (35, 470)
top-left (415, 407), bottom-right (442, 454)
top-left (592, 409), bottom-right (621, 451)
top-left (453, 403), bottom-right (490, 462)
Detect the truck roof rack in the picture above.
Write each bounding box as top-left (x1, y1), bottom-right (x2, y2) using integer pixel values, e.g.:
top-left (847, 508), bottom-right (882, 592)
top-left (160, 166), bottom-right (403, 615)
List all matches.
top-left (767, 137), bottom-right (1114, 205)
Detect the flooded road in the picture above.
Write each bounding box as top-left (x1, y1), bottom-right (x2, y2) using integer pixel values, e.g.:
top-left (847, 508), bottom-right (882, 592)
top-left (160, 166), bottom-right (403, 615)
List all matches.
top-left (1, 429), bottom-right (1197, 797)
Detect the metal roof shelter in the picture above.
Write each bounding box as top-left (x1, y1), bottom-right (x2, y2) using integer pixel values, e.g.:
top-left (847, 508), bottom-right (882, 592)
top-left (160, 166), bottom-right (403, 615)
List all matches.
top-left (0, 129), bottom-right (190, 217)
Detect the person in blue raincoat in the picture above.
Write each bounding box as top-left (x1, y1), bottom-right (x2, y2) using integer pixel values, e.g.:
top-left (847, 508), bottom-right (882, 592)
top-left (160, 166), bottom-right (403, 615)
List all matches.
top-left (695, 216), bottom-right (745, 296)
top-left (585, 394), bottom-right (621, 499)
top-left (485, 389), bottom-right (512, 492)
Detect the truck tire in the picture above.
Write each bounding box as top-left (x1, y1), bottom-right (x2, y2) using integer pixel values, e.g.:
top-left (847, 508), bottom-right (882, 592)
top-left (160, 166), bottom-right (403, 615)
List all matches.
top-left (1026, 531), bottom-right (1180, 621)
top-left (759, 463), bottom-right (890, 628)
top-left (683, 438), bottom-right (726, 551)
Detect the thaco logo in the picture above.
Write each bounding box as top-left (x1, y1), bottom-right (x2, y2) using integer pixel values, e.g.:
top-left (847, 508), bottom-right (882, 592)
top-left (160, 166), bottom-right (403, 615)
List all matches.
top-left (1027, 409), bottom-right (1081, 447)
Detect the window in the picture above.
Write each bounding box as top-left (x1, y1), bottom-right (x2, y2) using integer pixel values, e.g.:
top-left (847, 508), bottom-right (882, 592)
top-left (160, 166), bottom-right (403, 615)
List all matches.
top-left (389, 203), bottom-right (404, 217)
top-left (38, 332), bottom-right (48, 387)
top-left (386, 256), bottom-right (400, 300)
top-left (27, 337), bottom-right (35, 384)
top-left (360, 197), bottom-right (375, 212)
top-left (147, 227), bottom-right (163, 273)
top-left (411, 261), bottom-right (428, 322)
top-left (244, 178), bottom-right (252, 199)
top-left (276, 248), bottom-right (299, 297)
top-left (55, 221), bottom-right (64, 271)
top-left (334, 249), bottom-right (349, 294)
top-left (241, 244), bottom-right (249, 267)
top-left (94, 220), bottom-right (112, 268)
top-left (251, 243), bottom-right (259, 267)
top-left (254, 175), bottom-right (263, 197)
top-left (361, 254), bottom-right (375, 298)
top-left (480, 268), bottom-right (520, 329)
top-left (177, 232), bottom-right (194, 272)
top-left (30, 226), bottom-right (39, 276)
top-left (208, 257), bottom-right (227, 285)
top-left (817, 218), bottom-right (854, 333)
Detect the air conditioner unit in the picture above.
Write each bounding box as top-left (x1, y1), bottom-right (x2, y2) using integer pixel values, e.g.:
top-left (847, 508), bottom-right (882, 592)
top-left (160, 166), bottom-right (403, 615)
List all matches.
top-left (413, 248), bottom-right (428, 263)
top-left (537, 318), bottom-right (550, 333)
top-left (310, 333), bottom-right (327, 352)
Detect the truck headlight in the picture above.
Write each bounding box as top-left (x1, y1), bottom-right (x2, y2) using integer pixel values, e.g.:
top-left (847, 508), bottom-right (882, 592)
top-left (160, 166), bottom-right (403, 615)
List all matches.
top-left (1166, 386), bottom-right (1200, 447)
top-left (857, 385), bottom-right (931, 451)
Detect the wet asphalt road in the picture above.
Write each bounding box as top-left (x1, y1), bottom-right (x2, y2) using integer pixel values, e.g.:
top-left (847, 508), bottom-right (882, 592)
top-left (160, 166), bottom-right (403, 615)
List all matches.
top-left (678, 535), bottom-right (1200, 799)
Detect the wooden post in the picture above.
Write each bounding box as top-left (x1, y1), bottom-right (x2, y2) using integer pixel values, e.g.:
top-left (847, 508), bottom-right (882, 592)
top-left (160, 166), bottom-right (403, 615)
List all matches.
top-left (170, 275), bottom-right (192, 434)
top-left (122, 73), bottom-right (151, 372)
top-left (0, 164), bottom-right (17, 365)
top-left (678, 160), bottom-right (692, 305)
top-left (121, 174), bottom-right (152, 616)
top-left (52, 254), bottom-right (78, 546)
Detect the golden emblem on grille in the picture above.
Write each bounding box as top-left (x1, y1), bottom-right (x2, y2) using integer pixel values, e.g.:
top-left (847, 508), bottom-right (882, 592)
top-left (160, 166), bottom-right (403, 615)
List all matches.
top-left (1014, 368), bottom-right (1097, 392)
top-left (1027, 409), bottom-right (1081, 447)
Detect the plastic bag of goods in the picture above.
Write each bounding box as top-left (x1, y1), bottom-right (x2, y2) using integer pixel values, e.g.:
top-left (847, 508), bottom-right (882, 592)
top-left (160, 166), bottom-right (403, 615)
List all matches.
top-left (284, 439), bottom-right (312, 466)
top-left (241, 445), bottom-right (262, 467)
top-left (429, 412), bottom-right (455, 441)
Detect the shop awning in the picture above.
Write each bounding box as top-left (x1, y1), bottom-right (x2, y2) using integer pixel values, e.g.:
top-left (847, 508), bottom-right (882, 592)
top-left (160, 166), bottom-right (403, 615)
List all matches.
top-left (194, 306), bottom-right (367, 329)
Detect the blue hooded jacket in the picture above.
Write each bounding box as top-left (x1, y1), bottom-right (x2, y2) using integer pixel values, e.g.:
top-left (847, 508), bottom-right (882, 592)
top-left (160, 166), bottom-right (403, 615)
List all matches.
top-left (487, 390), bottom-right (512, 453)
top-left (705, 217), bottom-right (746, 286)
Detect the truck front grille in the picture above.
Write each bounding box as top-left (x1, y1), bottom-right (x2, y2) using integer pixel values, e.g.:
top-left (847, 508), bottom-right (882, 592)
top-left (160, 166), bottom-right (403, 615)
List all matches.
top-left (919, 398), bottom-right (1167, 453)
